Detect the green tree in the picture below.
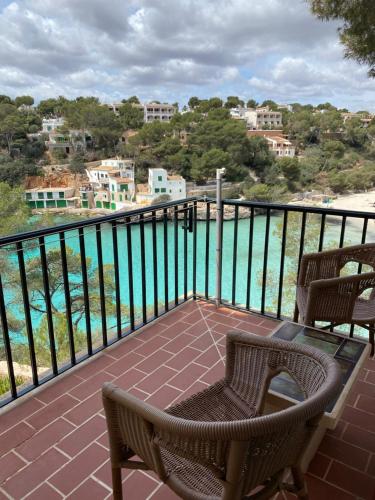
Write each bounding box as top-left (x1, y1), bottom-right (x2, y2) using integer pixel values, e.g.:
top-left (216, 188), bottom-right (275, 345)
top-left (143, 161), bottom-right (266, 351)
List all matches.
top-left (278, 157), bottom-right (301, 183)
top-left (8, 247), bottom-right (126, 365)
top-left (188, 96), bottom-right (200, 109)
top-left (0, 182), bottom-right (30, 236)
top-left (328, 172), bottom-right (350, 193)
top-left (122, 96), bottom-right (140, 104)
top-left (322, 140), bottom-right (346, 158)
top-left (118, 102), bottom-right (144, 130)
top-left (14, 96), bottom-right (34, 107)
top-left (0, 95), bottom-right (13, 105)
top-left (69, 153), bottom-right (86, 175)
top-left (244, 183), bottom-right (275, 202)
top-left (37, 96), bottom-right (68, 117)
top-left (246, 99), bottom-right (258, 108)
top-left (191, 148), bottom-right (238, 182)
top-left (0, 114), bottom-right (27, 154)
top-left (225, 96), bottom-right (244, 109)
top-left (261, 100), bottom-right (278, 110)
top-left (308, 0), bottom-right (375, 77)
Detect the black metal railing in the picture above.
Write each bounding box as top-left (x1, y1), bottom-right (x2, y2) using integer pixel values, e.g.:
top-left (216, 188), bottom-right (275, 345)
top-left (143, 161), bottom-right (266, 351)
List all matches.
top-left (216, 200), bottom-right (375, 325)
top-left (0, 197), bottom-right (199, 407)
top-left (1, 196), bottom-right (375, 407)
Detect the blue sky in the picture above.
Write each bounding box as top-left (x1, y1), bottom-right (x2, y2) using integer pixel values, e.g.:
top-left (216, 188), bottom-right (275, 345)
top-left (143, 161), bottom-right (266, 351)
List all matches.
top-left (0, 0), bottom-right (373, 111)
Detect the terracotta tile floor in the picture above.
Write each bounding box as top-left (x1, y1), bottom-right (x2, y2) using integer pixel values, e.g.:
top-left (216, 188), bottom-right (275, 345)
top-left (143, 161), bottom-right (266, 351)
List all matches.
top-left (0, 300), bottom-right (375, 499)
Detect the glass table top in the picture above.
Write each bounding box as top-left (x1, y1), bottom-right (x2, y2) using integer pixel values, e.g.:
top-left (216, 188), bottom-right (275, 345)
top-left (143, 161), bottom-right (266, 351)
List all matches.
top-left (270, 322), bottom-right (367, 412)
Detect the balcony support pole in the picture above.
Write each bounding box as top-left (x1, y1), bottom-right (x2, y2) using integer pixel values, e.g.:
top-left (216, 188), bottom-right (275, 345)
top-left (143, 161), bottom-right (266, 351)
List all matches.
top-left (215, 168), bottom-right (225, 307)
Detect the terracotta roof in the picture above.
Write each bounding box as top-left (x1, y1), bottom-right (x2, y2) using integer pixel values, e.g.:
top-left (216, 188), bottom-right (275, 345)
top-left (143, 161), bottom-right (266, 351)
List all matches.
top-left (167, 175), bottom-right (183, 181)
top-left (109, 177), bottom-right (133, 184)
top-left (90, 166), bottom-right (120, 172)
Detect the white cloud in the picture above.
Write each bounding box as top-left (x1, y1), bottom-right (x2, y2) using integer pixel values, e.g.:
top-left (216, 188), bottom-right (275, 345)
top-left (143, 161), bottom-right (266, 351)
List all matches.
top-left (0, 0), bottom-right (372, 109)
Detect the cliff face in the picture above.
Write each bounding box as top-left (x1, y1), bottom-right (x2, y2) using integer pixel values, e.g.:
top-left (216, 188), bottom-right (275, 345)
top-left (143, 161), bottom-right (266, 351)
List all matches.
top-left (23, 169), bottom-right (88, 194)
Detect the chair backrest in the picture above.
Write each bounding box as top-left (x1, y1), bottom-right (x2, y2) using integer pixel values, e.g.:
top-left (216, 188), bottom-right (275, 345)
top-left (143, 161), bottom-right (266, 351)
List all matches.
top-left (102, 333), bottom-right (341, 499)
top-left (298, 243), bottom-right (375, 287)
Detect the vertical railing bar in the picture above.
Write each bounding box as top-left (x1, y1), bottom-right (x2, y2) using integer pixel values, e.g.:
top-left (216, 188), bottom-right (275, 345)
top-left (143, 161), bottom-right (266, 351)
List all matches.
top-left (351, 217), bottom-right (369, 338)
top-left (297, 212), bottom-right (307, 275)
top-left (231, 205), bottom-right (239, 306)
top-left (59, 233), bottom-right (76, 364)
top-left (277, 210), bottom-right (288, 319)
top-left (126, 217), bottom-right (135, 331)
top-left (339, 216), bottom-right (347, 248)
top-left (152, 210), bottom-right (158, 317)
top-left (261, 208), bottom-right (271, 315)
top-left (163, 208), bottom-right (169, 312)
top-left (95, 224), bottom-right (107, 346)
top-left (192, 201), bottom-right (197, 299)
top-left (78, 227), bottom-right (92, 355)
top-left (0, 272), bottom-right (17, 398)
top-left (318, 213), bottom-right (326, 252)
top-left (174, 205), bottom-right (179, 306)
top-left (183, 203), bottom-right (188, 301)
top-left (39, 236), bottom-right (58, 375)
top-left (16, 241), bottom-right (38, 386)
top-left (205, 203), bottom-right (210, 299)
top-left (139, 214), bottom-right (147, 324)
top-left (246, 207), bottom-right (254, 310)
top-left (111, 221), bottom-right (121, 339)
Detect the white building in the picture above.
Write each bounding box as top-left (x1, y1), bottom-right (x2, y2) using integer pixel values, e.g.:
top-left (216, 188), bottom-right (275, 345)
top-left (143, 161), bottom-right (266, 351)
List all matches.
top-left (25, 187), bottom-right (77, 209)
top-left (42, 117), bottom-right (65, 133)
top-left (86, 159), bottom-right (135, 189)
top-left (86, 158), bottom-right (136, 210)
top-left (265, 136), bottom-right (295, 157)
top-left (136, 168), bottom-right (186, 204)
top-left (105, 102), bottom-right (176, 122)
top-left (230, 106), bottom-right (282, 130)
top-left (144, 103), bottom-right (176, 122)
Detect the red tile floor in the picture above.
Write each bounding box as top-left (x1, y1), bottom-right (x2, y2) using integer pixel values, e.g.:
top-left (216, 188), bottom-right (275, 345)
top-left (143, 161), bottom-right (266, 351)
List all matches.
top-left (0, 300), bottom-right (375, 499)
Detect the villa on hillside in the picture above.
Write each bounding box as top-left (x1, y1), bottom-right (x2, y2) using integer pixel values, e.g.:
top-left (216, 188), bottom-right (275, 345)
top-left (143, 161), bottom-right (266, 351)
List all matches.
top-left (247, 130), bottom-right (295, 157)
top-left (136, 168), bottom-right (186, 204)
top-left (85, 159), bottom-right (136, 210)
top-left (230, 106), bottom-right (282, 129)
top-left (105, 101), bottom-right (176, 122)
top-left (42, 117), bottom-right (65, 133)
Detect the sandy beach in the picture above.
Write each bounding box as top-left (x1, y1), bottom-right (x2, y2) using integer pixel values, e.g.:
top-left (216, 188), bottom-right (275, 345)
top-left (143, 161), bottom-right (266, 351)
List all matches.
top-left (329, 191), bottom-right (375, 214)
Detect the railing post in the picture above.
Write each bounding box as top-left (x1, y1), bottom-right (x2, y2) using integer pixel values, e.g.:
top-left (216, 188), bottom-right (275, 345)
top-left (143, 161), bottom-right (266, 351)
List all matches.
top-left (216, 168), bottom-right (225, 307)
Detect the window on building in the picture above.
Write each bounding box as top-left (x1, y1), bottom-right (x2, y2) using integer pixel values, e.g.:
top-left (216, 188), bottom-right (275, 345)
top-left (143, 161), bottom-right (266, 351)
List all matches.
top-left (38, 192), bottom-right (44, 199)
top-left (155, 188), bottom-right (160, 193)
top-left (26, 193), bottom-right (32, 200)
top-left (119, 194), bottom-right (123, 201)
top-left (158, 176), bottom-right (162, 182)
top-left (81, 192), bottom-right (87, 199)
top-left (59, 192), bottom-right (65, 199)
top-left (161, 188), bottom-right (166, 193)
top-left (111, 193), bottom-right (114, 201)
top-left (169, 189), bottom-right (172, 193)
top-left (47, 192), bottom-right (53, 199)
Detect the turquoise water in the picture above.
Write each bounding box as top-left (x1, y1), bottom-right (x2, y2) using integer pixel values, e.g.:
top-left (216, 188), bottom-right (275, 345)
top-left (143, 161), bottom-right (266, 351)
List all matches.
top-left (3, 212), bottom-right (375, 348)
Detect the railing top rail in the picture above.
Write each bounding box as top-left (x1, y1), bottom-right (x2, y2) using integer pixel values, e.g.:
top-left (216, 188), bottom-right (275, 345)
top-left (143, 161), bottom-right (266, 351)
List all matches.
top-left (219, 199), bottom-right (375, 220)
top-left (0, 196), bottom-right (203, 247)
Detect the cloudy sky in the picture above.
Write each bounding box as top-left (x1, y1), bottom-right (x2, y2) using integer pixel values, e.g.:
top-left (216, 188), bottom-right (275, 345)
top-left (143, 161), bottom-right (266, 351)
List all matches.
top-left (0, 0), bottom-right (373, 110)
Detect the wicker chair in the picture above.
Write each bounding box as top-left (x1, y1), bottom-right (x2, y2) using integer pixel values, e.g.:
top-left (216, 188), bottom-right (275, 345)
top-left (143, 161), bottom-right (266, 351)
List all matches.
top-left (102, 332), bottom-right (341, 500)
top-left (294, 243), bottom-right (375, 356)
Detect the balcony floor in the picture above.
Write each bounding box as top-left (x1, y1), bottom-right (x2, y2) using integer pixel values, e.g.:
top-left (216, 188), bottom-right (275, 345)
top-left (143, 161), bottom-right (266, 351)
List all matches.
top-left (0, 300), bottom-right (375, 499)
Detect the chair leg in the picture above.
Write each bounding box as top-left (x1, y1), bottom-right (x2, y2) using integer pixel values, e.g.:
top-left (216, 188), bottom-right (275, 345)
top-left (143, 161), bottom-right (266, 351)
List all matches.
top-left (291, 466), bottom-right (308, 500)
top-left (112, 467), bottom-right (123, 500)
top-left (369, 326), bottom-right (374, 357)
top-left (293, 303), bottom-right (299, 322)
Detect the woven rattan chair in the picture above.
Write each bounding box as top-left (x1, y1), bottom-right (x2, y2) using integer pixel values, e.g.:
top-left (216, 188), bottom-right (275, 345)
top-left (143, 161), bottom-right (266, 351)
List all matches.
top-left (294, 243), bottom-right (375, 356)
top-left (102, 332), bottom-right (341, 500)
